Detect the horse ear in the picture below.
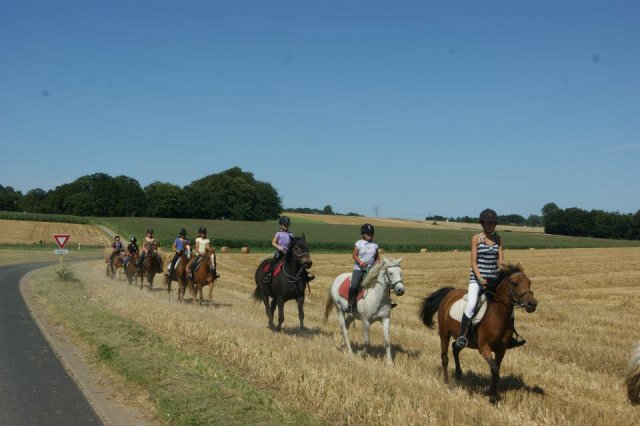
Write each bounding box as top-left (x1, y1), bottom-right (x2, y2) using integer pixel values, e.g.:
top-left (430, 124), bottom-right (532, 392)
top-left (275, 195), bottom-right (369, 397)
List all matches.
top-left (383, 256), bottom-right (389, 264)
top-left (301, 232), bottom-right (306, 241)
top-left (397, 257), bottom-right (403, 264)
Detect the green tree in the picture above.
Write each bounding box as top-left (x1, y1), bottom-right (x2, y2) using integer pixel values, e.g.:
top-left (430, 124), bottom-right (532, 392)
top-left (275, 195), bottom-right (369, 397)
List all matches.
top-left (144, 182), bottom-right (186, 218)
top-left (323, 205), bottom-right (334, 215)
top-left (0, 185), bottom-right (22, 211)
top-left (16, 188), bottom-right (47, 212)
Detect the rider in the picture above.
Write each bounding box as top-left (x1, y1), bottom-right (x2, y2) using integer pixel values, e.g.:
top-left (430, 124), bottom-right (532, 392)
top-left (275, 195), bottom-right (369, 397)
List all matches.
top-left (186, 226), bottom-right (219, 280)
top-left (455, 208), bottom-right (526, 349)
top-left (137, 228), bottom-right (162, 270)
top-left (123, 236), bottom-right (139, 268)
top-left (348, 223), bottom-right (380, 312)
top-left (167, 228), bottom-right (190, 278)
top-left (109, 235), bottom-right (123, 265)
top-left (263, 216), bottom-right (314, 284)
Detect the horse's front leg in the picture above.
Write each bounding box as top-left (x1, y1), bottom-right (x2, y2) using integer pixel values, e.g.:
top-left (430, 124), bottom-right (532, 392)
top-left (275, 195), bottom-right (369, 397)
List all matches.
top-left (382, 316), bottom-right (393, 365)
top-left (452, 340), bottom-right (463, 380)
top-left (359, 319), bottom-right (371, 357)
top-left (336, 307), bottom-right (353, 354)
top-left (208, 278), bottom-right (214, 301)
top-left (296, 296), bottom-right (305, 330)
top-left (267, 298), bottom-right (276, 329)
top-left (480, 345), bottom-right (500, 404)
top-left (275, 297), bottom-right (285, 332)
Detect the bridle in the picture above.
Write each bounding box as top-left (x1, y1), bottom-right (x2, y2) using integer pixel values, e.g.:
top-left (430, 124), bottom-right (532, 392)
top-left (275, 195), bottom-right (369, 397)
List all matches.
top-left (378, 264), bottom-right (403, 290)
top-left (507, 272), bottom-right (534, 309)
top-left (283, 244), bottom-right (311, 283)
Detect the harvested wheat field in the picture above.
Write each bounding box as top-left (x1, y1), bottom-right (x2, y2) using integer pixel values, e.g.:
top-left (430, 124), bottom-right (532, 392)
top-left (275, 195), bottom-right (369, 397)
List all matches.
top-left (286, 212), bottom-right (545, 233)
top-left (0, 219), bottom-right (110, 246)
top-left (66, 247), bottom-right (640, 424)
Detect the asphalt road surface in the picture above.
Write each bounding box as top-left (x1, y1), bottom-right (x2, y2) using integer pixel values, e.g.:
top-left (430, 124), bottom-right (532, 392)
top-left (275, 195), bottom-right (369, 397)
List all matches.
top-left (0, 262), bottom-right (102, 425)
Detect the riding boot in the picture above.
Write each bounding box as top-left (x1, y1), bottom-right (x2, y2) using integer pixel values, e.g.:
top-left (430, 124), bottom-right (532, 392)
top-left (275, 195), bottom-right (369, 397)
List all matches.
top-left (507, 317), bottom-right (526, 349)
top-left (455, 314), bottom-right (471, 348)
top-left (213, 269), bottom-right (220, 279)
top-left (347, 286), bottom-right (358, 313)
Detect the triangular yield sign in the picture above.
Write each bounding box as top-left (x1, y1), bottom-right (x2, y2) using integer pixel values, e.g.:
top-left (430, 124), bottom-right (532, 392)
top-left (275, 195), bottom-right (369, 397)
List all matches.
top-left (53, 234), bottom-right (70, 249)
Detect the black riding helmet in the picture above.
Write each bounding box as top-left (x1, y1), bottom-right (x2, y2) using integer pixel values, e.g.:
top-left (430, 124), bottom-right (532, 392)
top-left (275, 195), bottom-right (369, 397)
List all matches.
top-left (198, 226), bottom-right (207, 234)
top-left (360, 223), bottom-right (375, 235)
top-left (131, 236), bottom-right (137, 243)
top-left (479, 208), bottom-right (498, 223)
top-left (278, 216), bottom-right (291, 227)
top-left (179, 227), bottom-right (187, 237)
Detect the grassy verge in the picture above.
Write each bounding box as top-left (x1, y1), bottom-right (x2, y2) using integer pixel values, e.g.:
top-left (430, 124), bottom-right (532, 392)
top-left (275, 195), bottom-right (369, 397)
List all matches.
top-left (0, 247), bottom-right (102, 266)
top-left (31, 266), bottom-right (321, 425)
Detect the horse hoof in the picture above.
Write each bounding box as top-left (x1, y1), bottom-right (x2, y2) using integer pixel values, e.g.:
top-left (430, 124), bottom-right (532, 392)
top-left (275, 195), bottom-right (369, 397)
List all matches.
top-left (489, 395), bottom-right (498, 405)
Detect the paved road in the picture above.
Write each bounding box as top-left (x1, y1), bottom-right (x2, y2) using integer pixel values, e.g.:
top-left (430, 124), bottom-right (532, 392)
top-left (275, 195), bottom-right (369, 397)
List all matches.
top-left (0, 263), bottom-right (102, 425)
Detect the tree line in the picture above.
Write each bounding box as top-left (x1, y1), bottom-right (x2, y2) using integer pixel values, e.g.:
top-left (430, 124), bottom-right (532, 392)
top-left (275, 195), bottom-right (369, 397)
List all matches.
top-left (541, 202), bottom-right (640, 240)
top-left (0, 167), bottom-right (282, 221)
top-left (425, 214), bottom-right (543, 227)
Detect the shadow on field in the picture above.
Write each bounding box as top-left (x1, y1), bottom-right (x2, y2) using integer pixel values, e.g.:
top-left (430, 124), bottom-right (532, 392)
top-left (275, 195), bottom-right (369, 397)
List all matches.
top-left (182, 298), bottom-right (232, 308)
top-left (454, 370), bottom-right (545, 398)
top-left (350, 343), bottom-right (421, 361)
top-left (280, 326), bottom-right (332, 339)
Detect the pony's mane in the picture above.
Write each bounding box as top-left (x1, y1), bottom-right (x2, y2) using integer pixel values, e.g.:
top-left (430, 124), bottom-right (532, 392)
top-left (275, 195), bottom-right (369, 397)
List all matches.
top-left (284, 236), bottom-right (305, 262)
top-left (488, 263), bottom-right (524, 286)
top-left (361, 257), bottom-right (401, 289)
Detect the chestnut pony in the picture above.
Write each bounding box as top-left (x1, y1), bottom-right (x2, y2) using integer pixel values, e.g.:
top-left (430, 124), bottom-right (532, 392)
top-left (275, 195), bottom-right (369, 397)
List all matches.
top-left (420, 263), bottom-right (537, 403)
top-left (188, 247), bottom-right (218, 305)
top-left (163, 250), bottom-right (189, 301)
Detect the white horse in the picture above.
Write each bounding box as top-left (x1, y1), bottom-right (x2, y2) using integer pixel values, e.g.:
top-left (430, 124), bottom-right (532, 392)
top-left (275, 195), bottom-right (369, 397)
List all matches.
top-left (323, 257), bottom-right (405, 364)
top-left (626, 341), bottom-right (640, 405)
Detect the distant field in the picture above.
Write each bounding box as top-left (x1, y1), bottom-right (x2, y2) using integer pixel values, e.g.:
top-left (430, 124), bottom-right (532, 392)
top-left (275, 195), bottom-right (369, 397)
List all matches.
top-left (0, 219), bottom-right (110, 247)
top-left (100, 217), bottom-right (640, 252)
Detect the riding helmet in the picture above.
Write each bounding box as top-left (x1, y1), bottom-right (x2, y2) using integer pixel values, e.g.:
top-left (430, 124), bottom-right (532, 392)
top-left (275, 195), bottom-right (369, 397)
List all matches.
top-left (278, 216), bottom-right (291, 226)
top-left (131, 236), bottom-right (137, 243)
top-left (179, 227), bottom-right (187, 236)
top-left (360, 223), bottom-right (375, 235)
top-left (479, 208), bottom-right (498, 223)
top-left (198, 226), bottom-right (207, 234)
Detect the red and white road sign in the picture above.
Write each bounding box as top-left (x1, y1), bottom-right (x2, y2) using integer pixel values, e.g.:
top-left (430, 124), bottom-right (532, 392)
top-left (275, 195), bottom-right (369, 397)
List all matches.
top-left (53, 234), bottom-right (70, 249)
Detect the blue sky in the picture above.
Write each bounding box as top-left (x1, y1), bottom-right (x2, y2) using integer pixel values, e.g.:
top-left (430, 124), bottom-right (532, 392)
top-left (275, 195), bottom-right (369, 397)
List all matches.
top-left (1, 1), bottom-right (638, 219)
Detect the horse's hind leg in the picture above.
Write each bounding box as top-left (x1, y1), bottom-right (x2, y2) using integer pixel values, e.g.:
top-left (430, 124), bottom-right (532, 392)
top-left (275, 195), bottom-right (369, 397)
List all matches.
top-left (336, 308), bottom-right (353, 354)
top-left (296, 296), bottom-right (305, 330)
top-left (440, 334), bottom-right (450, 383)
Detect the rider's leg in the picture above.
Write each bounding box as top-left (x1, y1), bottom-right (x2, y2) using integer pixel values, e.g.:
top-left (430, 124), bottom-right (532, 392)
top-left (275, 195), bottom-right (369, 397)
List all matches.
top-left (348, 269), bottom-right (364, 312)
top-left (168, 252), bottom-right (180, 276)
top-left (186, 255), bottom-right (197, 280)
top-left (508, 312), bottom-right (526, 348)
top-left (137, 252), bottom-right (146, 268)
top-left (263, 252), bottom-right (282, 284)
top-left (456, 280), bottom-right (480, 348)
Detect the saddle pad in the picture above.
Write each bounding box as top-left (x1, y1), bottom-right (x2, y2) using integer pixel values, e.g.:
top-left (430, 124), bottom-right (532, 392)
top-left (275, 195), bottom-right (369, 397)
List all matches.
top-left (449, 293), bottom-right (488, 325)
top-left (338, 277), bottom-right (365, 302)
top-left (167, 258), bottom-right (182, 272)
top-left (261, 261), bottom-right (283, 277)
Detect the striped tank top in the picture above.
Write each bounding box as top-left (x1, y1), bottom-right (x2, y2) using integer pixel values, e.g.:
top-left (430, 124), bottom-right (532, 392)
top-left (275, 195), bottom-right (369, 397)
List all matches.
top-left (469, 233), bottom-right (500, 283)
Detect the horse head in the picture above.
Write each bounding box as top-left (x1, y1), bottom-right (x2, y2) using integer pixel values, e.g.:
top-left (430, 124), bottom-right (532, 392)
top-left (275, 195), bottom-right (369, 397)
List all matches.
top-left (286, 234), bottom-right (312, 269)
top-left (363, 257), bottom-right (405, 296)
top-left (498, 263), bottom-right (537, 313)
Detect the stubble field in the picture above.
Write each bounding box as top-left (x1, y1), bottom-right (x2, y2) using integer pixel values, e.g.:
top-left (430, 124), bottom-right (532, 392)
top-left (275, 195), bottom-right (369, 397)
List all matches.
top-left (34, 247), bottom-right (640, 425)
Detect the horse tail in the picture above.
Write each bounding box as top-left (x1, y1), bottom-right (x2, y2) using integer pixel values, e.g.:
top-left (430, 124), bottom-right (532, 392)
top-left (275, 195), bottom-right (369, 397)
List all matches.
top-left (626, 341), bottom-right (640, 405)
top-left (323, 287), bottom-right (334, 324)
top-left (420, 286), bottom-right (455, 328)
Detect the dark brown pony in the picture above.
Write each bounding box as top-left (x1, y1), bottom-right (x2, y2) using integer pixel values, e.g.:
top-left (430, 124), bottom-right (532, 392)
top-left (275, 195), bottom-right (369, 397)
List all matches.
top-left (163, 250), bottom-right (189, 300)
top-left (253, 236), bottom-right (312, 332)
top-left (138, 250), bottom-right (163, 290)
top-left (420, 264), bottom-right (537, 403)
top-left (188, 247), bottom-right (218, 304)
top-left (124, 252), bottom-right (139, 285)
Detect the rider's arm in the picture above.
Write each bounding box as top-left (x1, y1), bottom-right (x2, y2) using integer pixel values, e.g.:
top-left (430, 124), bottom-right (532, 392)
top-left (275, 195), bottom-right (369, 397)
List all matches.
top-left (352, 245), bottom-right (366, 268)
top-left (497, 236), bottom-right (505, 269)
top-left (272, 234), bottom-right (282, 252)
top-left (470, 234), bottom-right (486, 286)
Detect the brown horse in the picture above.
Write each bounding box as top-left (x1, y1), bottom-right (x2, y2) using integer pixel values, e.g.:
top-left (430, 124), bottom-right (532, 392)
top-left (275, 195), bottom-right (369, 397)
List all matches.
top-left (138, 250), bottom-right (163, 290)
top-left (419, 263), bottom-right (537, 403)
top-left (188, 247), bottom-right (218, 304)
top-left (163, 250), bottom-right (189, 301)
top-left (253, 236), bottom-right (312, 332)
top-left (124, 252), bottom-right (139, 285)
top-left (106, 251), bottom-right (124, 279)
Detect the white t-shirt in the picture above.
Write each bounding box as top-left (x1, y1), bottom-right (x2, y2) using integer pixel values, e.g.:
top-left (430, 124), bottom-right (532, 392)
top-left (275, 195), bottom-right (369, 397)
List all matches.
top-left (195, 237), bottom-right (210, 255)
top-left (353, 239), bottom-right (378, 270)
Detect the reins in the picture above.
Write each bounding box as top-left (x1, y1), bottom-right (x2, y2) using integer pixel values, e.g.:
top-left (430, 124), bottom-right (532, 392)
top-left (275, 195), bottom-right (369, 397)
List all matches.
top-left (484, 272), bottom-right (533, 310)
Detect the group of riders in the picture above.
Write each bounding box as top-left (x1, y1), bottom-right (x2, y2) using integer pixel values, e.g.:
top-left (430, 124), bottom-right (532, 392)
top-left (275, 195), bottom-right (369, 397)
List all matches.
top-left (108, 226), bottom-right (219, 281)
top-left (107, 208), bottom-right (526, 349)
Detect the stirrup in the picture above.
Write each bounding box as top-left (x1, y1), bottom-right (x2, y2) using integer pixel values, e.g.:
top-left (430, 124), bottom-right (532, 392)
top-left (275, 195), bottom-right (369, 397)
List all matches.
top-left (455, 335), bottom-right (468, 349)
top-left (306, 273), bottom-right (315, 282)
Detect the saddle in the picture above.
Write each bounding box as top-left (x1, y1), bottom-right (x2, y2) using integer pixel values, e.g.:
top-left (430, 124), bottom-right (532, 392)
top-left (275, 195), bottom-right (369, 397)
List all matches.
top-left (449, 292), bottom-right (489, 326)
top-left (261, 260), bottom-right (284, 277)
top-left (338, 277), bottom-right (365, 303)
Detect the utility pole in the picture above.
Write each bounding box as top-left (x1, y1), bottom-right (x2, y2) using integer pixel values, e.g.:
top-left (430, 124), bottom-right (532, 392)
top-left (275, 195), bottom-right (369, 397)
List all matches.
top-left (373, 206), bottom-right (380, 217)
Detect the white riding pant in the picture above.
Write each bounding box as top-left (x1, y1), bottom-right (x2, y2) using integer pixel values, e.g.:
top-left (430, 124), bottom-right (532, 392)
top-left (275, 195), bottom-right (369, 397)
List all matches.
top-left (464, 280), bottom-right (481, 318)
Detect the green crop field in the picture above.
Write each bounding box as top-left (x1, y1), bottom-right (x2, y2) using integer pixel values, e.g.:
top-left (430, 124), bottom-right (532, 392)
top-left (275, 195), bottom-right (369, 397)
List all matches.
top-left (99, 216), bottom-right (640, 252)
